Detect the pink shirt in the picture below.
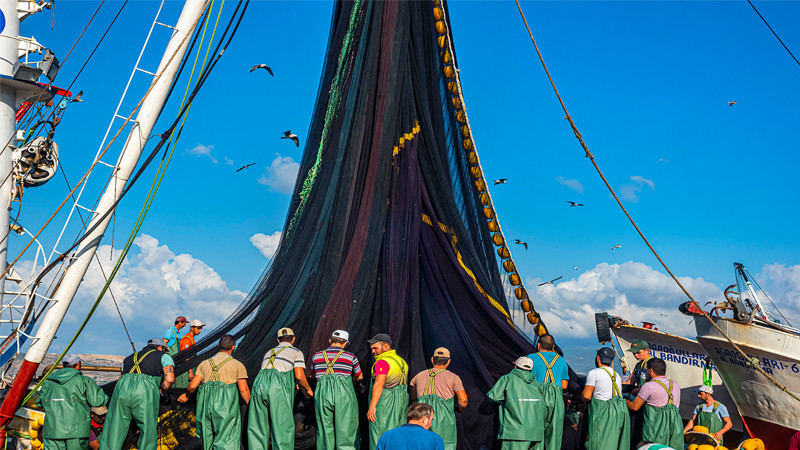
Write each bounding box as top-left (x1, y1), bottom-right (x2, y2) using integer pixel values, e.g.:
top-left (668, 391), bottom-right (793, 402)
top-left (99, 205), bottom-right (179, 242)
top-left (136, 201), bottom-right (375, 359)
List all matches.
top-left (637, 376), bottom-right (681, 408)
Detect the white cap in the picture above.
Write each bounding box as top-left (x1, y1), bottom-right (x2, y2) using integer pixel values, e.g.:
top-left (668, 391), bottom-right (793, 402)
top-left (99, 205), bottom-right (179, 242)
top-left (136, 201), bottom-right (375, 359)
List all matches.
top-left (697, 385), bottom-right (713, 394)
top-left (62, 354), bottom-right (82, 366)
top-left (332, 330), bottom-right (350, 341)
top-left (514, 356), bottom-right (534, 371)
top-left (190, 319), bottom-right (205, 327)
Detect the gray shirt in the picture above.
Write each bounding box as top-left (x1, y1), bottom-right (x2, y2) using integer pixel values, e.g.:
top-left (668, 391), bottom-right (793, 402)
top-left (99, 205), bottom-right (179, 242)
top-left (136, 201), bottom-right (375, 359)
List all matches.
top-left (261, 342), bottom-right (306, 372)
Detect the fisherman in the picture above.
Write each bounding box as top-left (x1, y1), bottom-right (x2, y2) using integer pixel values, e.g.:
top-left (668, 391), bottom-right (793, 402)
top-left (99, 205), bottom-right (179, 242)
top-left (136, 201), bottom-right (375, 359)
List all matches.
top-left (178, 334), bottom-right (250, 450)
top-left (37, 354), bottom-right (108, 450)
top-left (367, 333), bottom-right (410, 450)
top-left (624, 339), bottom-right (653, 391)
top-left (487, 357), bottom-right (545, 450)
top-left (528, 334), bottom-right (568, 450)
top-left (626, 358), bottom-right (683, 450)
top-left (376, 403), bottom-right (445, 450)
top-left (174, 319), bottom-right (205, 388)
top-left (409, 347), bottom-right (468, 450)
top-left (101, 339), bottom-right (174, 450)
top-left (248, 327), bottom-right (314, 450)
top-left (682, 385), bottom-right (732, 444)
top-left (582, 347), bottom-right (630, 450)
top-left (313, 330), bottom-right (364, 450)
top-left (89, 406), bottom-right (107, 450)
top-left (163, 315), bottom-right (189, 355)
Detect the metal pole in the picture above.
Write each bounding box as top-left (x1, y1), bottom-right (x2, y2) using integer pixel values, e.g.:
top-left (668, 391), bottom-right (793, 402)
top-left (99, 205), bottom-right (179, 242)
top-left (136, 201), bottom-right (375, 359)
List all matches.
top-left (0, 0), bottom-right (206, 426)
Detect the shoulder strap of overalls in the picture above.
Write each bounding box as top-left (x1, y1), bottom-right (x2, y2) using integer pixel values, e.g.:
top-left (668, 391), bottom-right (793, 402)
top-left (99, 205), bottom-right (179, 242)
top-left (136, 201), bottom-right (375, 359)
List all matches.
top-left (536, 353), bottom-right (559, 383)
top-left (322, 349), bottom-right (346, 375)
top-left (266, 346), bottom-right (290, 369)
top-left (652, 378), bottom-right (674, 405)
top-left (208, 356), bottom-right (233, 382)
top-left (129, 349), bottom-right (157, 374)
top-left (423, 368), bottom-right (445, 396)
top-left (383, 354), bottom-right (408, 384)
top-left (600, 367), bottom-right (621, 397)
top-left (172, 329), bottom-right (179, 342)
top-left (712, 401), bottom-right (719, 412)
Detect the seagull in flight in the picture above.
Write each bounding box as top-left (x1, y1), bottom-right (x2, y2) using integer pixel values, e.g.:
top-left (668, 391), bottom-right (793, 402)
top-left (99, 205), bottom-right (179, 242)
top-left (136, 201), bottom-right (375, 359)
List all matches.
top-left (567, 201), bottom-right (584, 207)
top-left (250, 64), bottom-right (273, 76)
top-left (538, 276), bottom-right (562, 286)
top-left (660, 313), bottom-right (667, 317)
top-left (573, 265), bottom-right (578, 270)
top-left (281, 130), bottom-right (299, 147)
top-left (69, 90), bottom-right (84, 103)
top-left (494, 179), bottom-right (508, 185)
top-left (514, 239), bottom-right (527, 250)
top-left (236, 163), bottom-right (256, 172)
top-left (728, 101), bottom-right (737, 106)
top-left (611, 244), bottom-right (622, 250)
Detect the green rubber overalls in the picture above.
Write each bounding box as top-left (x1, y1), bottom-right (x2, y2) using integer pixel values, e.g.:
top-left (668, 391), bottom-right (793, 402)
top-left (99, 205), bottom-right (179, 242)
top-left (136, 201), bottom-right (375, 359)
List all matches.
top-left (196, 357), bottom-right (241, 450)
top-left (535, 353), bottom-right (564, 450)
top-left (586, 368), bottom-right (630, 450)
top-left (696, 402), bottom-right (725, 445)
top-left (642, 378), bottom-right (683, 450)
top-left (247, 347), bottom-right (296, 450)
top-left (368, 352), bottom-right (409, 450)
top-left (315, 349), bottom-right (360, 450)
top-left (99, 350), bottom-right (160, 450)
top-left (169, 329), bottom-right (191, 389)
top-left (417, 369), bottom-right (457, 450)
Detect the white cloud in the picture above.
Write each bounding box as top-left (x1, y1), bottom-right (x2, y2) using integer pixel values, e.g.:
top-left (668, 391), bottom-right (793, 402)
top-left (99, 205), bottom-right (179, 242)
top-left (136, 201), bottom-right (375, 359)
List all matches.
top-left (250, 231), bottom-right (282, 259)
top-left (619, 175), bottom-right (655, 202)
top-left (186, 143), bottom-right (218, 164)
top-left (555, 176), bottom-right (585, 193)
top-left (512, 261), bottom-right (721, 339)
top-left (658, 158), bottom-right (670, 163)
top-left (756, 263), bottom-right (800, 324)
top-left (223, 156), bottom-right (234, 166)
top-left (258, 154), bottom-right (299, 194)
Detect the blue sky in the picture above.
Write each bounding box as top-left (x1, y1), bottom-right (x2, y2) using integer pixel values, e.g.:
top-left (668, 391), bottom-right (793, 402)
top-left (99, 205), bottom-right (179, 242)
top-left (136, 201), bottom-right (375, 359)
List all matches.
top-left (7, 0), bottom-right (800, 356)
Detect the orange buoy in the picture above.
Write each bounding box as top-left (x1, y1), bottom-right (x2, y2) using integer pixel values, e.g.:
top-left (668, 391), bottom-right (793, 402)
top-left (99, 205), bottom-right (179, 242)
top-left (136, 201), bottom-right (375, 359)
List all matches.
top-left (515, 286), bottom-right (527, 300)
top-left (475, 179), bottom-right (486, 192)
top-left (521, 299), bottom-right (533, 313)
top-left (509, 273), bottom-right (521, 285)
top-left (455, 111), bottom-right (466, 123)
top-left (480, 193), bottom-right (490, 206)
top-left (441, 51), bottom-right (452, 65)
top-left (467, 151), bottom-right (477, 164)
top-left (470, 165), bottom-right (482, 179)
top-left (497, 246), bottom-right (510, 259)
top-left (492, 233), bottom-right (505, 246)
top-left (536, 324), bottom-right (548, 336)
top-left (483, 207), bottom-right (495, 220)
top-left (461, 125), bottom-right (470, 138)
top-left (435, 21), bottom-right (446, 35)
top-left (463, 138), bottom-right (473, 151)
top-left (451, 97), bottom-right (462, 109)
top-left (527, 312), bottom-right (540, 325)
top-left (443, 66), bottom-right (455, 79)
top-left (503, 260), bottom-right (516, 273)
top-left (447, 81), bottom-right (458, 95)
top-left (487, 219), bottom-right (499, 232)
top-left (433, 7), bottom-right (443, 20)
top-left (437, 36), bottom-right (446, 49)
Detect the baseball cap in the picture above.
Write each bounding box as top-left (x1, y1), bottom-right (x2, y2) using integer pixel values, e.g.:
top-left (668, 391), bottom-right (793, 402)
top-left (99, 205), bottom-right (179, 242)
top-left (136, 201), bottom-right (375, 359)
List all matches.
top-left (91, 405), bottom-right (108, 415)
top-left (433, 347), bottom-right (451, 359)
top-left (62, 354), bottom-right (82, 366)
top-left (175, 316), bottom-right (188, 323)
top-left (190, 320), bottom-right (205, 327)
top-left (367, 333), bottom-right (393, 345)
top-left (514, 356), bottom-right (534, 371)
top-left (332, 330), bottom-right (350, 341)
top-left (628, 339), bottom-right (650, 353)
top-left (597, 347), bottom-right (616, 365)
top-left (696, 385), bottom-right (713, 394)
top-left (148, 338), bottom-right (165, 347)
top-left (278, 327), bottom-right (294, 337)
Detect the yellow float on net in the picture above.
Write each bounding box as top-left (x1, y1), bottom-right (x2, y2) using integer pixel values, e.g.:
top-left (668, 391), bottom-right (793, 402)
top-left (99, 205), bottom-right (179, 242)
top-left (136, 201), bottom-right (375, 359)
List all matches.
top-left (521, 299), bottom-right (533, 313)
top-left (503, 260), bottom-right (516, 273)
top-left (433, 7), bottom-right (443, 20)
top-left (496, 246), bottom-right (509, 259)
top-left (527, 312), bottom-right (540, 324)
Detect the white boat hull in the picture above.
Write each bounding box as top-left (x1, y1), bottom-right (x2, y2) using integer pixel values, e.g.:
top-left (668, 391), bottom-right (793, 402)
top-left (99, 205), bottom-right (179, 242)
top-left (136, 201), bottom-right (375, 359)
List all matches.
top-left (613, 324), bottom-right (743, 432)
top-left (696, 316), bottom-right (800, 450)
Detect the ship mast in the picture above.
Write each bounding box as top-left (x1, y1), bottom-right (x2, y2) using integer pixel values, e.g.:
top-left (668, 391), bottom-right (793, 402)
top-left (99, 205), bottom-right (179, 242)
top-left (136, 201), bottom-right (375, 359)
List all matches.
top-left (0, 0), bottom-right (207, 427)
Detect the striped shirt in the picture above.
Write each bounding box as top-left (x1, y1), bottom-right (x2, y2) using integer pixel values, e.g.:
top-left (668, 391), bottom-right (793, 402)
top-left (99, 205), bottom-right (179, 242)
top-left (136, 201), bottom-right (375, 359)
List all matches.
top-left (312, 347), bottom-right (362, 378)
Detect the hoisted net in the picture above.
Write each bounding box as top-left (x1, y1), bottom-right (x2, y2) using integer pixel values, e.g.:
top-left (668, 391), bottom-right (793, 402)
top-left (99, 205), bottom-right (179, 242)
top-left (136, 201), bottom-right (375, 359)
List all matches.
top-left (171, 0), bottom-right (552, 447)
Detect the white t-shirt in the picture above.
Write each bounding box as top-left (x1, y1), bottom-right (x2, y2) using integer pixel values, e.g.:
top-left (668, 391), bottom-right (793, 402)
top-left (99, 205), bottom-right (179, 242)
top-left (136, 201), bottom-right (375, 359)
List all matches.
top-left (585, 366), bottom-right (623, 401)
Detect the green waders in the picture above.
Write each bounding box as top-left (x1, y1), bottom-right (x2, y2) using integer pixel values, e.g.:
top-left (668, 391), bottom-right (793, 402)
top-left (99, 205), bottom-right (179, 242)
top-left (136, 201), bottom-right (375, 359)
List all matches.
top-left (586, 368), bottom-right (630, 450)
top-left (417, 369), bottom-right (457, 450)
top-left (642, 379), bottom-right (683, 450)
top-left (169, 330), bottom-right (191, 390)
top-left (368, 354), bottom-right (409, 450)
top-left (196, 357), bottom-right (241, 450)
top-left (316, 350), bottom-right (359, 450)
top-left (500, 441), bottom-right (541, 450)
top-left (247, 347), bottom-right (296, 450)
top-left (100, 350), bottom-right (160, 450)
top-left (697, 402), bottom-right (725, 445)
top-left (43, 438), bottom-right (89, 450)
top-left (535, 353), bottom-right (564, 450)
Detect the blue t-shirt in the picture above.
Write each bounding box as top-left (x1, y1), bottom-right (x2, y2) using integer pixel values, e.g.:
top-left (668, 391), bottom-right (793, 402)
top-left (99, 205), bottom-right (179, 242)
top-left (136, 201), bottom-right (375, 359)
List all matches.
top-left (528, 351), bottom-right (569, 385)
top-left (376, 424), bottom-right (444, 450)
top-left (161, 353), bottom-right (175, 367)
top-left (694, 402), bottom-right (729, 419)
top-left (163, 326), bottom-right (181, 347)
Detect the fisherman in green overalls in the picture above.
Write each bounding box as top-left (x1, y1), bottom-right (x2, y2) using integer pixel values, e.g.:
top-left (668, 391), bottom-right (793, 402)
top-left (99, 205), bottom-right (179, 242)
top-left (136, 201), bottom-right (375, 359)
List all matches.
top-left (178, 334), bottom-right (250, 450)
top-left (683, 385), bottom-right (733, 444)
top-left (626, 358), bottom-right (683, 450)
top-left (410, 347), bottom-right (469, 450)
top-left (163, 316), bottom-right (188, 355)
top-left (313, 330), bottom-right (364, 450)
top-left (248, 327), bottom-right (314, 450)
top-left (581, 347), bottom-right (630, 450)
top-left (624, 338), bottom-right (653, 446)
top-left (367, 333), bottom-right (410, 450)
top-left (528, 334), bottom-right (567, 450)
top-left (487, 356), bottom-right (546, 450)
top-left (100, 339), bottom-right (174, 450)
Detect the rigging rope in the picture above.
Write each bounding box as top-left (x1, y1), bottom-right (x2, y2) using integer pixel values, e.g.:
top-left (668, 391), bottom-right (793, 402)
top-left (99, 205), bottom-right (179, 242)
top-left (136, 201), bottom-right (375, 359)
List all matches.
top-left (512, 0), bottom-right (800, 404)
top-left (747, 0), bottom-right (800, 69)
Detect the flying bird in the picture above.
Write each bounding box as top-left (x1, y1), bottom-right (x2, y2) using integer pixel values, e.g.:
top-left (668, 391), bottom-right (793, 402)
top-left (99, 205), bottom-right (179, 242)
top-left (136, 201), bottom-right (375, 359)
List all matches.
top-left (69, 90), bottom-right (83, 103)
top-left (728, 101), bottom-right (737, 106)
top-left (514, 239), bottom-right (527, 250)
top-left (660, 313), bottom-right (667, 317)
top-left (537, 276), bottom-right (562, 287)
top-left (567, 201), bottom-right (584, 207)
top-left (281, 130), bottom-right (299, 147)
top-left (494, 179), bottom-right (508, 185)
top-left (573, 265), bottom-right (578, 270)
top-left (250, 64), bottom-right (273, 76)
top-left (236, 162), bottom-right (256, 172)
top-left (611, 244), bottom-right (622, 250)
